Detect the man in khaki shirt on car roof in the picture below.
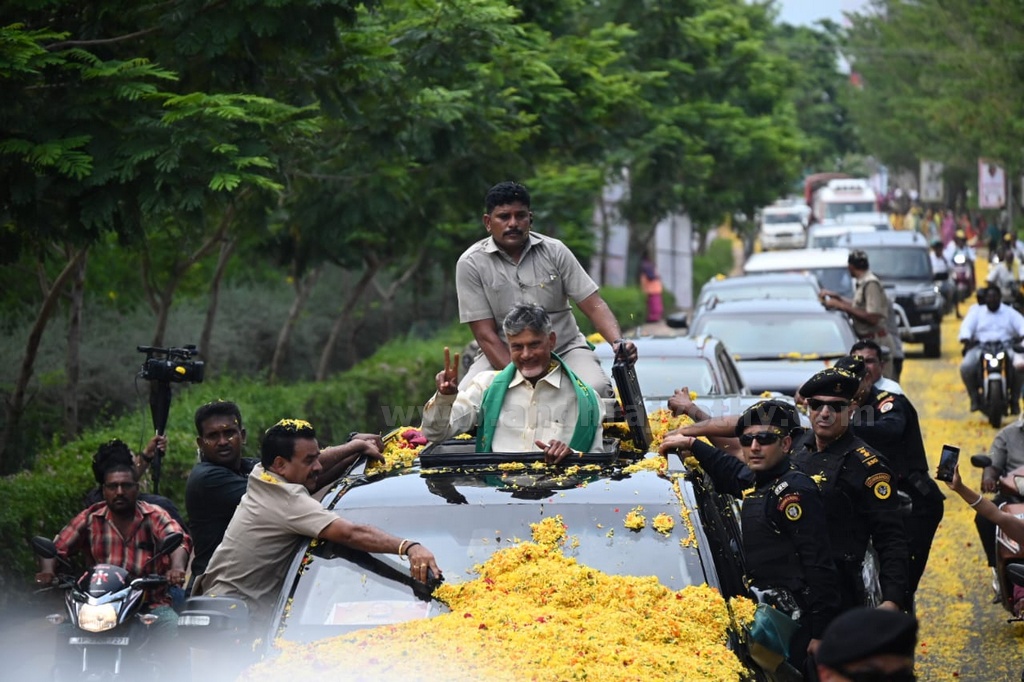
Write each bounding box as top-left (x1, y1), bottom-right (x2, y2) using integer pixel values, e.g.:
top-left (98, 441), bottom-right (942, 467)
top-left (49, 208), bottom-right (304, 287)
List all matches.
top-left (819, 249), bottom-right (896, 379)
top-left (455, 181), bottom-right (636, 399)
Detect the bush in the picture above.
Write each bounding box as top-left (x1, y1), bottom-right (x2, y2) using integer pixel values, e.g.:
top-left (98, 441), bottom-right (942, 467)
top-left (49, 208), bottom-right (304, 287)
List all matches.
top-left (692, 238), bottom-right (735, 296)
top-left (0, 323), bottom-right (472, 605)
top-left (570, 285), bottom-right (675, 337)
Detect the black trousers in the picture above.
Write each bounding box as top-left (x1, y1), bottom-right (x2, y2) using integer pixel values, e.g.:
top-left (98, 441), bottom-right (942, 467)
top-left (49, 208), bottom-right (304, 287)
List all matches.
top-left (903, 485), bottom-right (945, 612)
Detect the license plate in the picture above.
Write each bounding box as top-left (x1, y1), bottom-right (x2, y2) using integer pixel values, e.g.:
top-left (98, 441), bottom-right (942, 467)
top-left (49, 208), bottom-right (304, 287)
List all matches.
top-left (68, 636), bottom-right (130, 646)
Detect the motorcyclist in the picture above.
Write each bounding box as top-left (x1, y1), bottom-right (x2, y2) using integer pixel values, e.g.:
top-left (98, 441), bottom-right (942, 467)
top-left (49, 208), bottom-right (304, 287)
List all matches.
top-left (35, 460), bottom-right (191, 672)
top-left (945, 228), bottom-right (977, 298)
top-left (959, 286), bottom-right (1024, 413)
top-left (987, 246), bottom-right (1020, 307)
top-left (929, 240), bottom-right (954, 313)
top-left (973, 416), bottom-right (1024, 578)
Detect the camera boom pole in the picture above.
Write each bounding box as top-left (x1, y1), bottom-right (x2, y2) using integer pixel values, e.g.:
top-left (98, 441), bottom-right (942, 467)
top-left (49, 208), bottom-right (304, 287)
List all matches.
top-left (148, 380), bottom-right (172, 495)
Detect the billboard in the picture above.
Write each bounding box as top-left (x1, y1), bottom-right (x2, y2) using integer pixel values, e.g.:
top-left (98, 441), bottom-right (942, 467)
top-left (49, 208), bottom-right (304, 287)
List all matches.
top-left (979, 158), bottom-right (1006, 209)
top-left (920, 160), bottom-right (944, 203)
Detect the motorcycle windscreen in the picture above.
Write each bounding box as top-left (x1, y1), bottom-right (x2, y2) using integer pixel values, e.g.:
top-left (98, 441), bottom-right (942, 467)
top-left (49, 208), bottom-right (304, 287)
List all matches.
top-left (77, 564), bottom-right (131, 597)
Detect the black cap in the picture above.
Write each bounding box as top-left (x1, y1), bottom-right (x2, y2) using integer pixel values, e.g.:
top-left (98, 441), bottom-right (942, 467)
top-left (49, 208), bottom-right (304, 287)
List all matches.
top-left (848, 249), bottom-right (869, 270)
top-left (799, 366), bottom-right (861, 400)
top-left (734, 400), bottom-right (802, 437)
top-left (816, 608), bottom-right (918, 668)
top-left (833, 355), bottom-right (867, 380)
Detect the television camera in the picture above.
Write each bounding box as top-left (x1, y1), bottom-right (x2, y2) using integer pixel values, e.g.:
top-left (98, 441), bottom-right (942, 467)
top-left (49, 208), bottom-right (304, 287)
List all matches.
top-left (137, 345), bottom-right (205, 494)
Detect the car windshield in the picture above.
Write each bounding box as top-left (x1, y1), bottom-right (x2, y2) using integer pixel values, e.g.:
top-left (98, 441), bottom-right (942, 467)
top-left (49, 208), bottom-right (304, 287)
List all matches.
top-left (700, 283), bottom-right (818, 305)
top-left (763, 213), bottom-right (802, 224)
top-left (633, 357), bottom-right (716, 396)
top-left (277, 492), bottom-right (708, 645)
top-left (697, 315), bottom-right (849, 356)
top-left (858, 247), bottom-right (931, 279)
top-left (813, 267), bottom-right (853, 297)
top-left (825, 201), bottom-right (876, 218)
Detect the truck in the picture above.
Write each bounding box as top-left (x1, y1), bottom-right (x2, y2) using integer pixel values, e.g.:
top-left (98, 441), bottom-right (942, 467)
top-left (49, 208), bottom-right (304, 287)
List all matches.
top-left (811, 178), bottom-right (878, 224)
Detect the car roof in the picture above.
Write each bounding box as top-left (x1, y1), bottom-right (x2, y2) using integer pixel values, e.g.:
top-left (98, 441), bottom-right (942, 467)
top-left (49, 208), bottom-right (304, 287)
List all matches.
top-left (808, 224), bottom-right (877, 236)
top-left (743, 248), bottom-right (850, 272)
top-left (690, 298), bottom-right (834, 316)
top-left (593, 334), bottom-right (722, 357)
top-left (700, 272), bottom-right (819, 291)
top-left (839, 230), bottom-right (930, 248)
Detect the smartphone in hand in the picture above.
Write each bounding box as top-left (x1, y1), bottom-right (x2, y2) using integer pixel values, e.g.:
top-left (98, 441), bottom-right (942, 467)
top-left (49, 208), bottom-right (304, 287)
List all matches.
top-left (935, 444), bottom-right (960, 482)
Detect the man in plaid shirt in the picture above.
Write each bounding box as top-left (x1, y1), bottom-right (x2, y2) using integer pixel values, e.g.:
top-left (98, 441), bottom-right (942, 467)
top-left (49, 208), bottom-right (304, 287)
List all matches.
top-left (36, 460), bottom-right (191, 658)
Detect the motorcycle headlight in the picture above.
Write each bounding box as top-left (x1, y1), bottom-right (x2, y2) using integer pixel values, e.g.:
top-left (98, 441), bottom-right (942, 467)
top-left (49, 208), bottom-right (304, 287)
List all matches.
top-left (78, 603), bottom-right (118, 633)
top-left (953, 254), bottom-right (966, 264)
top-left (997, 352), bottom-right (1006, 361)
top-left (914, 291), bottom-right (938, 307)
top-left (989, 358), bottom-right (1000, 368)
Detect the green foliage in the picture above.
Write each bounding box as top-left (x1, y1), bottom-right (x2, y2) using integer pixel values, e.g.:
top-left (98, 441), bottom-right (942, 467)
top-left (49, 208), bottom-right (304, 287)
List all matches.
top-left (571, 286), bottom-right (652, 337)
top-left (692, 238), bottom-right (735, 294)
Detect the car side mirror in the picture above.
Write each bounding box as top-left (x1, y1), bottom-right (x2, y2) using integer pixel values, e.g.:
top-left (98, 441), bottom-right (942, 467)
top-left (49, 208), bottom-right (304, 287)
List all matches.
top-left (934, 272), bottom-right (949, 281)
top-left (971, 454), bottom-right (994, 469)
top-left (665, 312), bottom-right (688, 329)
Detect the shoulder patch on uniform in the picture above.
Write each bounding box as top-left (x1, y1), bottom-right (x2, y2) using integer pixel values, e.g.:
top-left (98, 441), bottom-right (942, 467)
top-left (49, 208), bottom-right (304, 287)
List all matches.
top-left (871, 478), bottom-right (892, 500)
top-left (865, 472), bottom-right (891, 487)
top-left (879, 398), bottom-right (894, 413)
top-left (877, 391), bottom-right (890, 400)
top-left (779, 493), bottom-right (803, 521)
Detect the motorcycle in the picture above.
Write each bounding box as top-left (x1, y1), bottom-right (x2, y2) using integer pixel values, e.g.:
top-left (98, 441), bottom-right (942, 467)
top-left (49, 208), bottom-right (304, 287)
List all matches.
top-left (970, 454), bottom-right (1024, 619)
top-left (32, 531), bottom-right (183, 681)
top-left (951, 252), bottom-right (974, 319)
top-left (972, 339), bottom-right (1017, 428)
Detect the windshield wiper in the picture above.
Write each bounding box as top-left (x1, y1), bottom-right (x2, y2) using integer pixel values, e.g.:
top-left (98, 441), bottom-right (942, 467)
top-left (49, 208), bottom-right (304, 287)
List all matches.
top-left (331, 544), bottom-right (445, 602)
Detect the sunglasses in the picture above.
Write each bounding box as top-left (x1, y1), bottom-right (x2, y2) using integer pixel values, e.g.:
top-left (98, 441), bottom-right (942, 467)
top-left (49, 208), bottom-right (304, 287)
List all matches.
top-left (806, 398), bottom-right (850, 412)
top-left (738, 431), bottom-right (782, 446)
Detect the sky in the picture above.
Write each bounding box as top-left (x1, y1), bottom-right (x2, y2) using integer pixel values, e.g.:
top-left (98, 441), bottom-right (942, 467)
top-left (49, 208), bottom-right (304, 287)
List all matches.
top-left (774, 0), bottom-right (868, 27)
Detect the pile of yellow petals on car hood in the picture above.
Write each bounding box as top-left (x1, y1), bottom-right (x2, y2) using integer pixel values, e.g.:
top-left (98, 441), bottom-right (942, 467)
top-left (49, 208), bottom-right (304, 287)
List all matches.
top-left (365, 426), bottom-right (426, 473)
top-left (241, 516), bottom-right (753, 682)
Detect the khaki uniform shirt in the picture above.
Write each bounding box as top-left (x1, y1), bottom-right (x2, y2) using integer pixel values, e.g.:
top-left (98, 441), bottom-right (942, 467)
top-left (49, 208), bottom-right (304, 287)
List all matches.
top-left (456, 233), bottom-right (598, 354)
top-left (421, 365), bottom-right (603, 452)
top-left (852, 271), bottom-right (891, 340)
top-left (194, 464), bottom-right (338, 624)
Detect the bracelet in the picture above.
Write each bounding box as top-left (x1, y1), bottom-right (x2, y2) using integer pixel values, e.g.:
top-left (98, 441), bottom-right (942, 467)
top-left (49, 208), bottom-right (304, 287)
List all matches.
top-left (969, 493), bottom-right (985, 508)
top-left (398, 539), bottom-right (410, 558)
top-left (403, 542), bottom-right (421, 558)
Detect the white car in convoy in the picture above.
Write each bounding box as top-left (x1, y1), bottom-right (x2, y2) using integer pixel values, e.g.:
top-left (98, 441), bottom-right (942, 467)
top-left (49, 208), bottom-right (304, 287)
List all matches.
top-left (758, 204), bottom-right (807, 250)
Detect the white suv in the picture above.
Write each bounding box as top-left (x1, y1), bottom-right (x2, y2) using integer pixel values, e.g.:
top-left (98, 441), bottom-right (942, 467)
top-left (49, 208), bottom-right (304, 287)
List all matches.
top-left (758, 205), bottom-right (807, 249)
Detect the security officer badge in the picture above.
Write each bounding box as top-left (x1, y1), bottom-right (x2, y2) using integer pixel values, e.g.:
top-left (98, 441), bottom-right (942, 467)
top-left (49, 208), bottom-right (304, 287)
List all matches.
top-left (776, 484), bottom-right (803, 522)
top-left (866, 472), bottom-right (892, 500)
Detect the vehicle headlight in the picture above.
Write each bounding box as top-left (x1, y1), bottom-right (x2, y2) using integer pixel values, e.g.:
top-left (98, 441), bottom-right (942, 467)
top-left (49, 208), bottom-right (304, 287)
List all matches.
top-left (953, 254), bottom-right (966, 264)
top-left (914, 291), bottom-right (938, 307)
top-left (996, 352), bottom-right (1006, 361)
top-left (78, 603), bottom-right (118, 633)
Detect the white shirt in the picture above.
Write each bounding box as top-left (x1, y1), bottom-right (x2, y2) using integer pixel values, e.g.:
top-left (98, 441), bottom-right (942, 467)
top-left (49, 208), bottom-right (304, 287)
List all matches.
top-left (875, 377), bottom-right (904, 396)
top-left (944, 242), bottom-right (976, 263)
top-left (987, 262), bottom-right (1017, 301)
top-left (958, 303), bottom-right (1024, 343)
top-left (929, 252), bottom-right (949, 276)
top-left (421, 365), bottom-right (603, 452)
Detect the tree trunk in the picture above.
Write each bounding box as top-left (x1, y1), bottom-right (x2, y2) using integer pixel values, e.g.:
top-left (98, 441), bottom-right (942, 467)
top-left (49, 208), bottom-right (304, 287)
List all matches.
top-left (316, 262), bottom-right (382, 382)
top-left (370, 249), bottom-right (426, 340)
top-left (140, 209), bottom-right (235, 347)
top-left (198, 237), bottom-right (237, 369)
top-left (0, 248), bottom-right (88, 471)
top-left (63, 250), bottom-right (89, 440)
top-left (268, 265), bottom-right (322, 385)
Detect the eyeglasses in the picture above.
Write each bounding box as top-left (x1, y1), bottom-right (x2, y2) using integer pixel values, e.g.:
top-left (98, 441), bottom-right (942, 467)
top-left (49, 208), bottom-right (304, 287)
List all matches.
top-left (738, 431), bottom-right (782, 446)
top-left (102, 482), bottom-right (138, 492)
top-left (806, 398), bottom-right (850, 412)
top-left (838, 668), bottom-right (915, 682)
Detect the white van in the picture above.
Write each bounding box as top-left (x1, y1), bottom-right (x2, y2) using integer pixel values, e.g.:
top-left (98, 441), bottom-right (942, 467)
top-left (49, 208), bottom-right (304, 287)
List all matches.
top-left (743, 248), bottom-right (853, 298)
top-left (812, 178), bottom-right (878, 223)
top-left (758, 205), bottom-right (807, 250)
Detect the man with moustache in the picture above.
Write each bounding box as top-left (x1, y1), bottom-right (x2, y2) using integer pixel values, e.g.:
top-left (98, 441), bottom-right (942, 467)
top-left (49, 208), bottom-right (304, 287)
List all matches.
top-left (455, 181), bottom-right (637, 399)
top-left (185, 400), bottom-right (384, 585)
top-left (36, 461), bottom-right (191, 668)
top-left (793, 365), bottom-right (908, 612)
top-left (660, 400), bottom-right (840, 674)
top-left (421, 303), bottom-right (604, 462)
top-left (194, 419), bottom-right (442, 627)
